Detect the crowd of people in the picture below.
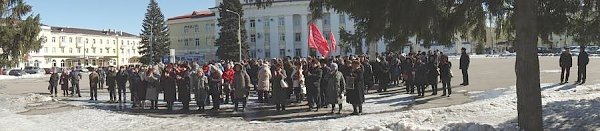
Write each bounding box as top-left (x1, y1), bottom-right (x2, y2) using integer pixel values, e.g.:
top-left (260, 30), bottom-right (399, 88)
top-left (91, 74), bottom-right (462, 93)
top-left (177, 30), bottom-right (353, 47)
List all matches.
top-left (46, 48), bottom-right (472, 115)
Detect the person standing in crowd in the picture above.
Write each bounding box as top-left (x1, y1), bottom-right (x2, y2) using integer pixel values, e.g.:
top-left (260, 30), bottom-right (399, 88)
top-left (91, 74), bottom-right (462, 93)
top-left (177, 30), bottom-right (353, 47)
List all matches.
top-left (106, 67), bottom-right (118, 103)
top-left (375, 57), bottom-right (390, 92)
top-left (439, 55), bottom-right (453, 97)
top-left (428, 54), bottom-right (440, 95)
top-left (49, 69), bottom-right (59, 97)
top-left (559, 48), bottom-right (573, 84)
top-left (361, 57), bottom-right (374, 94)
top-left (192, 68), bottom-right (209, 111)
top-left (403, 57), bottom-right (415, 94)
top-left (292, 62), bottom-right (305, 103)
top-left (248, 60), bottom-right (260, 91)
top-left (306, 59), bottom-right (323, 111)
top-left (59, 70), bottom-right (70, 97)
top-left (130, 67), bottom-right (142, 108)
top-left (232, 64), bottom-right (250, 112)
top-left (459, 48), bottom-right (470, 86)
top-left (89, 68), bottom-right (99, 101)
top-left (222, 64), bottom-right (235, 104)
top-left (257, 62), bottom-right (272, 103)
top-left (69, 67), bottom-right (82, 97)
top-left (209, 65), bottom-right (224, 110)
top-left (162, 65), bottom-right (177, 111)
top-left (325, 63), bottom-right (346, 114)
top-left (414, 59), bottom-right (427, 97)
top-left (98, 67), bottom-right (106, 89)
top-left (271, 63), bottom-right (288, 111)
top-left (176, 64), bottom-right (192, 111)
top-left (346, 60), bottom-right (365, 115)
top-left (319, 59), bottom-right (331, 108)
top-left (146, 67), bottom-right (160, 109)
top-left (116, 66), bottom-right (129, 103)
top-left (576, 45), bottom-right (589, 84)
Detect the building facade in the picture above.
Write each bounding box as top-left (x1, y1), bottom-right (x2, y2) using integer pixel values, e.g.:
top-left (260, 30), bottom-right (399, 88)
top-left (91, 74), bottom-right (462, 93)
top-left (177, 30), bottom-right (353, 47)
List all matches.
top-left (21, 25), bottom-right (142, 69)
top-left (167, 0), bottom-right (388, 61)
top-left (167, 10), bottom-right (218, 63)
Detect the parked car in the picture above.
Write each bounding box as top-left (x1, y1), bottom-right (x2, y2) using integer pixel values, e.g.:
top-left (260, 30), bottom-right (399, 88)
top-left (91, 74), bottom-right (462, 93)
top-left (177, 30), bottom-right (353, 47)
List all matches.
top-left (9, 69), bottom-right (27, 76)
top-left (24, 66), bottom-right (45, 74)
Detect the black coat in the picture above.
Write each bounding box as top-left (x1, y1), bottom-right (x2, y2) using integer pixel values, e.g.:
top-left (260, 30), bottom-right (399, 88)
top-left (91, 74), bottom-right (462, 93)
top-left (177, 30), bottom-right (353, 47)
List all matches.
top-left (578, 51), bottom-right (589, 66)
top-left (428, 62), bottom-right (440, 84)
top-left (439, 62), bottom-right (452, 80)
top-left (346, 68), bottom-right (365, 105)
top-left (116, 71), bottom-right (128, 88)
top-left (162, 72), bottom-right (177, 102)
top-left (460, 52), bottom-right (470, 70)
top-left (414, 63), bottom-right (428, 85)
top-left (306, 67), bottom-right (323, 90)
top-left (560, 52), bottom-right (573, 68)
top-left (106, 71), bottom-right (117, 88)
top-left (177, 71), bottom-right (191, 102)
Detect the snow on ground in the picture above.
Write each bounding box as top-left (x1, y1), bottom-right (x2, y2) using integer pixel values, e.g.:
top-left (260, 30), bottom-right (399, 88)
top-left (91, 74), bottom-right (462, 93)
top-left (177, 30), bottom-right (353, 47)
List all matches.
top-left (1, 83), bottom-right (599, 130)
top-left (0, 74), bottom-right (47, 80)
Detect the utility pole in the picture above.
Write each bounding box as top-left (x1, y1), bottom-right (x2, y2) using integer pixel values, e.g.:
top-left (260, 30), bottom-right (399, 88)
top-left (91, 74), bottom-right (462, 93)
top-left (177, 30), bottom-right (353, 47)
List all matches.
top-left (225, 9), bottom-right (242, 62)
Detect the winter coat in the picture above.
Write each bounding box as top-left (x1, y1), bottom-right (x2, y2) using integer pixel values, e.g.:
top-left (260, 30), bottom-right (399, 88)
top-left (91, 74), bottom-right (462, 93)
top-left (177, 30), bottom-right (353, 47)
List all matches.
top-left (130, 72), bottom-right (144, 101)
top-left (177, 71), bottom-right (191, 102)
top-left (560, 52), bottom-right (573, 68)
top-left (414, 63), bottom-right (428, 85)
top-left (89, 72), bottom-right (99, 89)
top-left (324, 70), bottom-right (345, 105)
top-left (439, 62), bottom-right (452, 81)
top-left (306, 67), bottom-right (322, 90)
top-left (257, 66), bottom-right (272, 91)
top-left (460, 52), bottom-right (470, 70)
top-left (427, 62), bottom-right (440, 85)
top-left (578, 51), bottom-right (589, 66)
top-left (191, 72), bottom-right (208, 104)
top-left (106, 71), bottom-right (117, 89)
top-left (69, 71), bottom-right (82, 83)
top-left (233, 69), bottom-right (251, 99)
top-left (60, 73), bottom-right (69, 90)
top-left (346, 68), bottom-right (365, 105)
top-left (145, 72), bottom-right (160, 101)
top-left (116, 71), bottom-right (128, 88)
top-left (270, 70), bottom-right (288, 104)
top-left (162, 72), bottom-right (177, 102)
top-left (50, 73), bottom-right (59, 86)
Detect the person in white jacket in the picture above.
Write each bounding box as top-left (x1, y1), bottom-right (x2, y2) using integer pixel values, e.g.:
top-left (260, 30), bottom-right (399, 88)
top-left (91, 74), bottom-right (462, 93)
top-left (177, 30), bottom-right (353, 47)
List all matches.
top-left (257, 62), bottom-right (272, 103)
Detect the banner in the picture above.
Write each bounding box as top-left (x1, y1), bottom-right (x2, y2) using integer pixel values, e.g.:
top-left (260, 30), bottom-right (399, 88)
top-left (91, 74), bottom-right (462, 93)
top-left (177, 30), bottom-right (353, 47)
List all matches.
top-left (308, 22), bottom-right (330, 57)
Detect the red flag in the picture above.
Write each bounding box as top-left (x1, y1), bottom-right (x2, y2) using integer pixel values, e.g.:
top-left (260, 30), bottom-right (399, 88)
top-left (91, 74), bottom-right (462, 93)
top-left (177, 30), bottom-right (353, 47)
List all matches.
top-left (308, 26), bottom-right (317, 49)
top-left (329, 32), bottom-right (337, 52)
top-left (308, 23), bottom-right (330, 56)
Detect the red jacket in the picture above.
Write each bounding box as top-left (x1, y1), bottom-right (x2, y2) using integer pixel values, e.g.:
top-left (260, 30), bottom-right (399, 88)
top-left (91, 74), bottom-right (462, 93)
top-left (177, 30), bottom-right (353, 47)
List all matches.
top-left (222, 69), bottom-right (235, 84)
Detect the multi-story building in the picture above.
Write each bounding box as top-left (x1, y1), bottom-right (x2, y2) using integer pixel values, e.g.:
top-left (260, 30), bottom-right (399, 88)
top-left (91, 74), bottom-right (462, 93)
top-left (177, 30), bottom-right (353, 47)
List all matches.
top-left (167, 10), bottom-right (218, 62)
top-left (167, 0), bottom-right (387, 60)
top-left (21, 25), bottom-right (142, 69)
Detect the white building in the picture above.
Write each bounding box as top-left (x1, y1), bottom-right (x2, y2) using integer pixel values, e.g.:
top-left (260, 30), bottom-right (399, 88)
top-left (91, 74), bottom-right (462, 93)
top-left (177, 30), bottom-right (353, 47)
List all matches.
top-left (20, 25), bottom-right (142, 69)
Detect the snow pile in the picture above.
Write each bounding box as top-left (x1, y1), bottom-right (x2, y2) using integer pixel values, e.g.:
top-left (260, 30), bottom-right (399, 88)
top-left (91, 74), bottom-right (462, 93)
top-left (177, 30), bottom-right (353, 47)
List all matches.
top-left (0, 74), bottom-right (47, 80)
top-left (0, 93), bottom-right (53, 113)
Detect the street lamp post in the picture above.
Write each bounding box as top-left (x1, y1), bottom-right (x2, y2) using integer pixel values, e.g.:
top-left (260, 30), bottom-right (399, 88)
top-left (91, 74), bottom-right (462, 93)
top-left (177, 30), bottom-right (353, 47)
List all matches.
top-left (225, 9), bottom-right (242, 62)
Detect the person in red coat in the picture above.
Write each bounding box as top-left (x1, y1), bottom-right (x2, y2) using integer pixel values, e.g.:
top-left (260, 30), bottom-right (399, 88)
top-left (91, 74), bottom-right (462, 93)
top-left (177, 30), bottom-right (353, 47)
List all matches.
top-left (222, 64), bottom-right (235, 104)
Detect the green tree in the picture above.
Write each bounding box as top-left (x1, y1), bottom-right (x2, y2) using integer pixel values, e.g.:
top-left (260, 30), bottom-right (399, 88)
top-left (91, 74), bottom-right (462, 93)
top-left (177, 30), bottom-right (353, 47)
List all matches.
top-left (138, 0), bottom-right (170, 65)
top-left (339, 27), bottom-right (364, 55)
top-left (0, 0), bottom-right (42, 67)
top-left (215, 0), bottom-right (248, 61)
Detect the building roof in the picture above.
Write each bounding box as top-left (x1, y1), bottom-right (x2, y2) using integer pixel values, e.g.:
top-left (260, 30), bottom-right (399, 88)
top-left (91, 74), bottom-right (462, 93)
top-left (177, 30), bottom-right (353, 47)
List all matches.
top-left (167, 10), bottom-right (215, 21)
top-left (50, 26), bottom-right (138, 37)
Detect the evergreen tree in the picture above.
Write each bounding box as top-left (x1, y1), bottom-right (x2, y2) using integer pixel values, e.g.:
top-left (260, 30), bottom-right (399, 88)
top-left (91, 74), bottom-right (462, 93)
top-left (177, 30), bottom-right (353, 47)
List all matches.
top-left (138, 0), bottom-right (170, 65)
top-left (215, 0), bottom-right (248, 61)
top-left (0, 0), bottom-right (42, 67)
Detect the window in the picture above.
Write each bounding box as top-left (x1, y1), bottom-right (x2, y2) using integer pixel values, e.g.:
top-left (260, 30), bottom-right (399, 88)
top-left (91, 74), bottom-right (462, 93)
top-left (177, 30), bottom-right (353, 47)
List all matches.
top-left (44, 47), bottom-right (48, 53)
top-left (184, 39), bottom-right (189, 46)
top-left (113, 40), bottom-right (116, 45)
top-left (78, 48), bottom-right (81, 53)
top-left (264, 33), bottom-right (270, 43)
top-left (280, 33), bottom-right (286, 41)
top-left (52, 47), bottom-right (56, 53)
top-left (195, 38), bottom-right (200, 46)
top-left (250, 19), bottom-right (256, 28)
top-left (295, 48), bottom-right (301, 57)
top-left (132, 49), bottom-right (136, 54)
top-left (61, 48), bottom-right (64, 53)
top-left (294, 18), bottom-right (300, 26)
top-left (121, 49), bottom-right (124, 54)
top-left (265, 50), bottom-right (271, 58)
top-left (85, 48), bottom-right (89, 53)
top-left (100, 39), bottom-right (103, 44)
top-left (184, 26), bottom-right (189, 33)
top-left (113, 49), bottom-right (116, 53)
top-left (127, 49), bottom-right (130, 54)
top-left (280, 49), bottom-right (286, 57)
top-left (60, 36), bottom-right (65, 42)
top-left (127, 41), bottom-right (130, 45)
top-left (121, 40), bottom-right (124, 45)
top-left (106, 49), bottom-right (110, 54)
top-left (194, 25), bottom-right (200, 32)
top-left (85, 38), bottom-right (88, 44)
top-left (278, 17), bottom-right (285, 26)
top-left (339, 14), bottom-right (346, 24)
top-left (264, 17), bottom-right (270, 27)
top-left (52, 37), bottom-right (56, 43)
top-left (34, 60), bottom-right (39, 67)
top-left (60, 60), bottom-right (65, 67)
top-left (69, 37), bottom-right (73, 43)
top-left (93, 39), bottom-right (96, 44)
top-left (250, 34), bottom-right (256, 42)
top-left (99, 49), bottom-right (102, 53)
top-left (295, 33), bottom-right (301, 42)
top-left (205, 24), bottom-right (211, 32)
top-left (69, 48), bottom-right (72, 53)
